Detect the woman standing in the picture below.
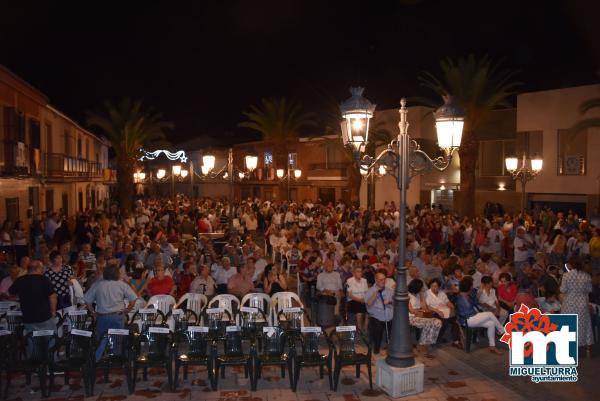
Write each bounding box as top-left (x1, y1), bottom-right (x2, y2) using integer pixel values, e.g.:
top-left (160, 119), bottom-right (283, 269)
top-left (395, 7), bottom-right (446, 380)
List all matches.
top-left (560, 257), bottom-right (594, 355)
top-left (346, 265), bottom-right (368, 332)
top-left (45, 250), bottom-right (75, 310)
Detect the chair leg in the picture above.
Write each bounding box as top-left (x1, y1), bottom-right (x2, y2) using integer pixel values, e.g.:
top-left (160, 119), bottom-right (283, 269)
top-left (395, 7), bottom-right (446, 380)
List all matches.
top-left (143, 366), bottom-right (148, 381)
top-left (327, 360), bottom-right (333, 391)
top-left (367, 361), bottom-right (373, 389)
top-left (466, 328), bottom-right (472, 353)
top-left (39, 367), bottom-right (48, 398)
top-left (293, 363), bottom-right (300, 392)
top-left (249, 361), bottom-right (256, 392)
top-left (333, 364), bottom-right (341, 391)
top-left (4, 372), bottom-right (10, 400)
top-left (244, 364), bottom-right (248, 379)
top-left (83, 367), bottom-right (91, 397)
top-left (221, 365), bottom-right (225, 379)
top-left (167, 364), bottom-right (173, 392)
top-left (356, 364), bottom-right (360, 378)
top-left (64, 372), bottom-right (69, 386)
top-left (183, 365), bottom-right (188, 380)
top-left (132, 364), bottom-right (138, 392)
top-left (319, 365), bottom-right (324, 379)
top-left (211, 361), bottom-right (218, 390)
top-left (287, 359), bottom-right (294, 390)
top-left (280, 365), bottom-right (285, 378)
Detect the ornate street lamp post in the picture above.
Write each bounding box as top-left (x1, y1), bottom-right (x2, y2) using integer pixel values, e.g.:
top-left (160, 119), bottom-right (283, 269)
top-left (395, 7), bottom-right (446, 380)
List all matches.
top-left (276, 165), bottom-right (302, 202)
top-left (340, 87), bottom-right (464, 394)
top-left (505, 153), bottom-right (543, 213)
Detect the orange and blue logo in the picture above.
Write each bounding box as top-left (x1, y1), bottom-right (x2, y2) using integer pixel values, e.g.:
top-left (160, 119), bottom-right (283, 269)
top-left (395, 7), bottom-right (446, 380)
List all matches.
top-left (500, 305), bottom-right (578, 383)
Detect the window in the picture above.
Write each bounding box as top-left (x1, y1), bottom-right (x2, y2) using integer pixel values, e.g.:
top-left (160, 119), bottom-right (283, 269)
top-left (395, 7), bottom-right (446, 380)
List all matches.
top-left (516, 131), bottom-right (543, 158)
top-left (478, 139), bottom-right (515, 177)
top-left (5, 198), bottom-right (19, 222)
top-left (77, 137), bottom-right (82, 158)
top-left (17, 112), bottom-right (25, 142)
top-left (326, 144), bottom-right (344, 167)
top-left (30, 119), bottom-right (41, 149)
top-left (64, 131), bottom-right (71, 155)
top-left (558, 128), bottom-right (586, 175)
top-left (264, 151), bottom-right (273, 166)
top-left (45, 124), bottom-right (53, 153)
top-left (288, 152), bottom-right (297, 168)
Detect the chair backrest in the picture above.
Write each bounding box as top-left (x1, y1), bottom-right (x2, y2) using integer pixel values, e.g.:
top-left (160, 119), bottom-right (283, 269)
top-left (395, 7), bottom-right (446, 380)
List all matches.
top-left (240, 293), bottom-right (272, 324)
top-left (271, 292), bottom-right (304, 323)
top-left (238, 306), bottom-right (267, 337)
top-left (300, 327), bottom-right (325, 356)
top-left (184, 326), bottom-right (211, 357)
top-left (139, 327), bottom-right (171, 359)
top-left (0, 330), bottom-right (13, 363)
top-left (334, 326), bottom-right (357, 355)
top-left (131, 308), bottom-right (167, 335)
top-left (168, 308), bottom-right (198, 334)
top-left (146, 295), bottom-right (176, 315)
top-left (99, 329), bottom-right (131, 360)
top-left (65, 309), bottom-right (95, 331)
top-left (63, 329), bottom-right (94, 360)
top-left (0, 301), bottom-right (20, 314)
top-left (207, 294), bottom-right (240, 317)
top-left (277, 307), bottom-right (305, 331)
top-left (176, 293), bottom-right (208, 316)
top-left (223, 325), bottom-right (243, 356)
top-left (1, 310), bottom-right (24, 335)
top-left (202, 308), bottom-right (232, 336)
top-left (261, 326), bottom-right (286, 356)
top-left (24, 330), bottom-right (56, 363)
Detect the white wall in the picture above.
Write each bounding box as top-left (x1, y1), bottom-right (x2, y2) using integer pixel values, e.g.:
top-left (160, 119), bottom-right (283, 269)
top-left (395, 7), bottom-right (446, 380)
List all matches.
top-left (517, 84), bottom-right (600, 196)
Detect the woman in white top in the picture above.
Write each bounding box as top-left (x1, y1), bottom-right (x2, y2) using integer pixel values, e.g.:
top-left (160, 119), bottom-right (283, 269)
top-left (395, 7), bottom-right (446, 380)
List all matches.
top-left (425, 278), bottom-right (459, 347)
top-left (407, 279), bottom-right (442, 355)
top-left (346, 265), bottom-right (368, 332)
top-left (477, 276), bottom-right (508, 325)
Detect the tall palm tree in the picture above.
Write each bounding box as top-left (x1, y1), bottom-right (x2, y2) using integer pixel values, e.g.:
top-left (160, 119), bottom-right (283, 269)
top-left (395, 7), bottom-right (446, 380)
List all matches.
top-left (419, 55), bottom-right (519, 214)
top-left (572, 97), bottom-right (600, 132)
top-left (239, 97), bottom-right (315, 168)
top-left (86, 98), bottom-right (173, 212)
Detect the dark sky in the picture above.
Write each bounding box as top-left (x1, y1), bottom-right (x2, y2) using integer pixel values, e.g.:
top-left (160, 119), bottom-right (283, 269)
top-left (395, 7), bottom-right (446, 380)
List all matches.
top-left (1, 0), bottom-right (598, 145)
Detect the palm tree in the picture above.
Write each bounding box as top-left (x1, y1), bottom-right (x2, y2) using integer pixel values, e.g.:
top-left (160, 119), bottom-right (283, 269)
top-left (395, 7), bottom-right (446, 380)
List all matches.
top-left (572, 97), bottom-right (600, 132)
top-left (239, 97), bottom-right (315, 168)
top-left (419, 55), bottom-right (519, 214)
top-left (86, 98), bottom-right (173, 212)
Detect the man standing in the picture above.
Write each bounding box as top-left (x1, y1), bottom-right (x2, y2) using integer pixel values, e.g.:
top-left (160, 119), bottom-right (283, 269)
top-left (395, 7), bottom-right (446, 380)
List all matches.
top-left (9, 260), bottom-right (57, 333)
top-left (84, 264), bottom-right (138, 360)
top-left (513, 227), bottom-right (532, 281)
top-left (365, 272), bottom-right (394, 354)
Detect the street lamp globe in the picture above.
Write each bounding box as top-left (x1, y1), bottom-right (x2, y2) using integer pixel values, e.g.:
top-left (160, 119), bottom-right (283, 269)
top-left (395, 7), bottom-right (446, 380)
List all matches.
top-left (180, 169), bottom-right (188, 178)
top-left (340, 87), bottom-right (376, 154)
top-left (202, 154), bottom-right (216, 172)
top-left (238, 172), bottom-right (245, 179)
top-left (138, 172), bottom-right (146, 180)
top-left (172, 164), bottom-right (182, 176)
top-left (378, 165), bottom-right (386, 176)
top-left (434, 95), bottom-right (465, 151)
top-left (156, 169), bottom-right (166, 179)
top-left (276, 168), bottom-right (285, 179)
top-left (531, 155), bottom-right (543, 172)
top-left (505, 156), bottom-right (518, 172)
top-left (245, 155), bottom-right (258, 172)
top-left (201, 165), bottom-right (210, 175)
top-left (294, 169), bottom-right (302, 179)
top-left (133, 172), bottom-right (139, 181)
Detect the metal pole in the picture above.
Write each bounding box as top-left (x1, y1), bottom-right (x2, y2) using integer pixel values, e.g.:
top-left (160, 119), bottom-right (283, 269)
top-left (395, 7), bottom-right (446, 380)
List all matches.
top-left (386, 98), bottom-right (415, 368)
top-left (228, 148), bottom-right (234, 235)
top-left (521, 178), bottom-right (526, 216)
top-left (171, 163), bottom-right (175, 199)
top-left (287, 165), bottom-right (291, 202)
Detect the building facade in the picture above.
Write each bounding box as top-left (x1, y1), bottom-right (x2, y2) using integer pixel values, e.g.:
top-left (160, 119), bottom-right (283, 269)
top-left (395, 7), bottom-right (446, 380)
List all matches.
top-left (0, 65), bottom-right (115, 226)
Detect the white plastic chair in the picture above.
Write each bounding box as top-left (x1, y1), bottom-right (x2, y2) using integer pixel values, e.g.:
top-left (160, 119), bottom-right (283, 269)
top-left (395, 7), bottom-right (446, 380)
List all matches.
top-left (240, 293), bottom-right (272, 325)
top-left (207, 294), bottom-right (240, 317)
top-left (175, 293), bottom-right (208, 318)
top-left (146, 294), bottom-right (176, 315)
top-left (270, 291), bottom-right (304, 324)
top-left (285, 250), bottom-right (300, 276)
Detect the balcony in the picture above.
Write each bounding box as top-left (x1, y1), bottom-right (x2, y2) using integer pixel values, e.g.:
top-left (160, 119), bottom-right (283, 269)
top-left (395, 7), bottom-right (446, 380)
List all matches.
top-left (47, 153), bottom-right (103, 179)
top-left (308, 162), bottom-right (350, 177)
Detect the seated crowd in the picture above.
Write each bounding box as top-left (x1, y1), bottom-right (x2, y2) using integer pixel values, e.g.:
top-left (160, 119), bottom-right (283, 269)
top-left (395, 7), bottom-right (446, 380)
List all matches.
top-left (0, 196), bottom-right (598, 363)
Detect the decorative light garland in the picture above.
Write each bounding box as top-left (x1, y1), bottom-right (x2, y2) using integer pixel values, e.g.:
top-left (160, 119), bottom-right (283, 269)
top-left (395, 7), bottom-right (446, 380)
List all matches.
top-left (139, 149), bottom-right (188, 163)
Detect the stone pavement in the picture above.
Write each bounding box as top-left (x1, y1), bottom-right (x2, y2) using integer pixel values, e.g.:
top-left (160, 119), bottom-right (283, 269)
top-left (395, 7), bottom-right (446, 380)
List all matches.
top-left (4, 346), bottom-right (530, 401)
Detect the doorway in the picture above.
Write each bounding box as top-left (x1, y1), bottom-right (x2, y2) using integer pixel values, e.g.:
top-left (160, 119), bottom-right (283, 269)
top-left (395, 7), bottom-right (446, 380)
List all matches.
top-left (318, 187), bottom-right (336, 205)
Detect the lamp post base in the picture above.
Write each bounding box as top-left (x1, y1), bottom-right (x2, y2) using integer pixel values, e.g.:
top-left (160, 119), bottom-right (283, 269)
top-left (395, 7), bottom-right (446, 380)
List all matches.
top-left (376, 357), bottom-right (424, 398)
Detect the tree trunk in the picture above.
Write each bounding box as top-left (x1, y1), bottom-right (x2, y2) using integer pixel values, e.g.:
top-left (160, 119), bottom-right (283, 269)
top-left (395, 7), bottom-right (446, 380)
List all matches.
top-left (116, 158), bottom-right (135, 213)
top-left (457, 131), bottom-right (478, 216)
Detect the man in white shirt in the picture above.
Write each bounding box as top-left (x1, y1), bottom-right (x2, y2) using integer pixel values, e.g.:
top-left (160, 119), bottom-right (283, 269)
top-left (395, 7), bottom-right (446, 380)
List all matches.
top-left (486, 222), bottom-right (504, 255)
top-left (513, 227), bottom-right (532, 281)
top-left (212, 257), bottom-right (237, 294)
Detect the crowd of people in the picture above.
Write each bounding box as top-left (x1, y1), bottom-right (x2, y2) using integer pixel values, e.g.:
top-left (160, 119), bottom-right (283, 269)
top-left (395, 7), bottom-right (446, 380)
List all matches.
top-left (0, 195), bottom-right (598, 359)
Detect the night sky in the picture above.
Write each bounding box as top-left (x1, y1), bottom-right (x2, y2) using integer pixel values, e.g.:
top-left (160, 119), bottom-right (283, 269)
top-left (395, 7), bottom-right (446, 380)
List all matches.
top-left (1, 0), bottom-right (598, 145)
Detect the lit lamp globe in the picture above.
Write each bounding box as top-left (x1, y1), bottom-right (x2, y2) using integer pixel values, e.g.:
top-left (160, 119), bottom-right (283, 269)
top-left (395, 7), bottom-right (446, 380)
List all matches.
top-left (531, 155), bottom-right (543, 172)
top-left (201, 165), bottom-right (210, 175)
top-left (505, 156), bottom-right (518, 172)
top-left (133, 172), bottom-right (139, 181)
top-left (180, 169), bottom-right (188, 178)
top-left (156, 169), bottom-right (166, 179)
top-left (245, 155), bottom-right (258, 172)
top-left (276, 168), bottom-right (285, 179)
top-left (340, 87), bottom-right (376, 155)
top-left (434, 95), bottom-right (465, 151)
top-left (294, 169), bottom-right (302, 179)
top-left (378, 165), bottom-right (386, 176)
top-left (202, 154), bottom-right (216, 172)
top-left (138, 172), bottom-right (146, 180)
top-left (172, 164), bottom-right (182, 176)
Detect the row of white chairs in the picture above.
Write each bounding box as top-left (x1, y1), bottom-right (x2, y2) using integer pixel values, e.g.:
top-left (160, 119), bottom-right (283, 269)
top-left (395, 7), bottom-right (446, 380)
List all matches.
top-left (134, 291), bottom-right (304, 327)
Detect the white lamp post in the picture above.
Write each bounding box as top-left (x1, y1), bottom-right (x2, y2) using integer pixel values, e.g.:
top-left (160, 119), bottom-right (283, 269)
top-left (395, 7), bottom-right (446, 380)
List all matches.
top-left (505, 153), bottom-right (543, 213)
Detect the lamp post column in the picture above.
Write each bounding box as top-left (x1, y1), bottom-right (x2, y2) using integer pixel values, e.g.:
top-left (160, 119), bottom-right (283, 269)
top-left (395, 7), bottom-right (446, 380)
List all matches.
top-left (171, 163), bottom-right (175, 198)
top-left (521, 178), bottom-right (527, 215)
top-left (287, 165), bottom-right (291, 202)
top-left (228, 147), bottom-right (234, 234)
top-left (385, 99), bottom-right (415, 368)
